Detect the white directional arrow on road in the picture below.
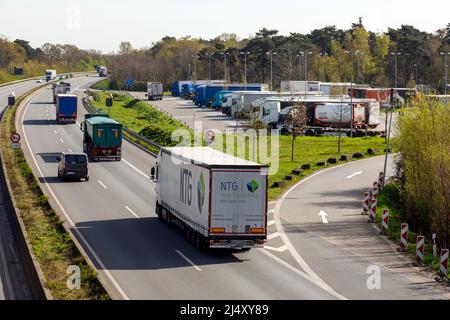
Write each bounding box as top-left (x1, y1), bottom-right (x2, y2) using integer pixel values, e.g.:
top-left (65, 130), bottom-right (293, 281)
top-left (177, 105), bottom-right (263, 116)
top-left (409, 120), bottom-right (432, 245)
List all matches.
top-left (346, 171), bottom-right (363, 179)
top-left (318, 211), bottom-right (329, 224)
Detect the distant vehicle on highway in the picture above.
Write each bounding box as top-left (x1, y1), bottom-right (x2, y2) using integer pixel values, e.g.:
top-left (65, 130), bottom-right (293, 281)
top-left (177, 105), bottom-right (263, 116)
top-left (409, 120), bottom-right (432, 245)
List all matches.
top-left (45, 69), bottom-right (57, 81)
top-left (37, 78), bottom-right (44, 83)
top-left (56, 94), bottom-right (78, 124)
top-left (151, 147), bottom-right (268, 251)
top-left (81, 114), bottom-right (123, 161)
top-left (57, 153), bottom-right (89, 181)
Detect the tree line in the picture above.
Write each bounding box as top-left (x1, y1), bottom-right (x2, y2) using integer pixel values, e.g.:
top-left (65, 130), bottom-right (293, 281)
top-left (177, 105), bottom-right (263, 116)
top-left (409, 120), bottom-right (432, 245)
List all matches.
top-left (107, 22), bottom-right (450, 92)
top-left (0, 36), bottom-right (105, 83)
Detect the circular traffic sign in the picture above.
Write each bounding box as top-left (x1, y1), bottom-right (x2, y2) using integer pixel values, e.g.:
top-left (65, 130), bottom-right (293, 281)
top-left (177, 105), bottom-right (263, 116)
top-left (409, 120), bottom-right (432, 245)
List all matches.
top-left (205, 129), bottom-right (215, 146)
top-left (10, 132), bottom-right (21, 143)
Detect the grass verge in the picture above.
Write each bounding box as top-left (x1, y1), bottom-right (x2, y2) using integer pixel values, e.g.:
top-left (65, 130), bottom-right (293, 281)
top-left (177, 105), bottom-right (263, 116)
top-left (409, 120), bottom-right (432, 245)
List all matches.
top-left (0, 94), bottom-right (110, 300)
top-left (376, 183), bottom-right (449, 280)
top-left (89, 91), bottom-right (390, 200)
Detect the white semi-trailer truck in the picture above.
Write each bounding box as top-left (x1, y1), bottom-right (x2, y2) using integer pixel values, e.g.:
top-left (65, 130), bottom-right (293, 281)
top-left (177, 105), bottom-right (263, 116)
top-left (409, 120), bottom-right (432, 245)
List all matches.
top-left (45, 69), bottom-right (57, 82)
top-left (151, 147), bottom-right (268, 250)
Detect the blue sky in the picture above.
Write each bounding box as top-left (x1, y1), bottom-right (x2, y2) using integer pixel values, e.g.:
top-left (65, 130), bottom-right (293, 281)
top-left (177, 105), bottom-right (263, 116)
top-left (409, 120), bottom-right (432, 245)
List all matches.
top-left (0, 0), bottom-right (448, 53)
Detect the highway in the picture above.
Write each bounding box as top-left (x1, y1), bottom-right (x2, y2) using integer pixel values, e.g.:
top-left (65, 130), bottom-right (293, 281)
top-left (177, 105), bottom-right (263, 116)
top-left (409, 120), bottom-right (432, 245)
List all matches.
top-left (0, 78), bottom-right (51, 300)
top-left (18, 76), bottom-right (344, 300)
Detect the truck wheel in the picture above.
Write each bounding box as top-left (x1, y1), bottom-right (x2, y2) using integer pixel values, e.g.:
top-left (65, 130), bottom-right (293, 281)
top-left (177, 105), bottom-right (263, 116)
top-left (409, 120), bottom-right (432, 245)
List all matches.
top-left (194, 232), bottom-right (204, 250)
top-left (241, 248), bottom-right (251, 252)
top-left (167, 212), bottom-right (173, 229)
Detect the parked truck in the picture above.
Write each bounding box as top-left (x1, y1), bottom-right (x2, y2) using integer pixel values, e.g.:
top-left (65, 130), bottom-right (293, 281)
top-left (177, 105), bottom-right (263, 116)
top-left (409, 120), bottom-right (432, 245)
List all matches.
top-left (147, 82), bottom-right (164, 100)
top-left (56, 94), bottom-right (78, 124)
top-left (81, 114), bottom-right (123, 161)
top-left (151, 147), bottom-right (268, 250)
top-left (45, 69), bottom-right (57, 82)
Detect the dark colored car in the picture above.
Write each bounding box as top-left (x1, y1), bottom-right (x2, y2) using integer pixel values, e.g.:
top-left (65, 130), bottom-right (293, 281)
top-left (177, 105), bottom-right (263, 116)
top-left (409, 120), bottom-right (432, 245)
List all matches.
top-left (57, 153), bottom-right (89, 181)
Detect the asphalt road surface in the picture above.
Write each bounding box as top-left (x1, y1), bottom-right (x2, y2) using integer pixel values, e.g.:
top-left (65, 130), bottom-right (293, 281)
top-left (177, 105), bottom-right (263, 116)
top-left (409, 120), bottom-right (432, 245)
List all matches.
top-left (19, 76), bottom-right (343, 300)
top-left (276, 155), bottom-right (449, 300)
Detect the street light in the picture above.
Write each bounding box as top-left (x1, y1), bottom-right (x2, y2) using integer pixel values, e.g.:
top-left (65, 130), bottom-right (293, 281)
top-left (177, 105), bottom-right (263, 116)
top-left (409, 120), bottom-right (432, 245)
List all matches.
top-left (320, 52), bottom-right (328, 82)
top-left (345, 50), bottom-right (362, 137)
top-left (191, 54), bottom-right (197, 82)
top-left (355, 51), bottom-right (363, 84)
top-left (296, 53), bottom-right (303, 81)
top-left (221, 52), bottom-right (230, 83)
top-left (439, 51), bottom-right (450, 95)
top-left (240, 51), bottom-right (251, 87)
top-left (266, 51), bottom-right (278, 91)
top-left (299, 51), bottom-right (313, 98)
top-left (205, 53), bottom-right (213, 84)
top-left (391, 52), bottom-right (401, 98)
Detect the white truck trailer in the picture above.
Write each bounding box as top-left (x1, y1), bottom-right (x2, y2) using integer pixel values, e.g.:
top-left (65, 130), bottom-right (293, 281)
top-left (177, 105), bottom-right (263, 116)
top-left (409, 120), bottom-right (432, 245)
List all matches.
top-left (151, 147), bottom-right (268, 250)
top-left (147, 82), bottom-right (164, 100)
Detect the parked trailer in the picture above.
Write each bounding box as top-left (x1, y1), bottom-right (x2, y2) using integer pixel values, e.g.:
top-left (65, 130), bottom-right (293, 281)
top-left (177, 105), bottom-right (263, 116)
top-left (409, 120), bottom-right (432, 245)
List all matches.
top-left (82, 114), bottom-right (123, 161)
top-left (151, 147), bottom-right (268, 250)
top-left (56, 94), bottom-right (77, 124)
top-left (147, 82), bottom-right (164, 100)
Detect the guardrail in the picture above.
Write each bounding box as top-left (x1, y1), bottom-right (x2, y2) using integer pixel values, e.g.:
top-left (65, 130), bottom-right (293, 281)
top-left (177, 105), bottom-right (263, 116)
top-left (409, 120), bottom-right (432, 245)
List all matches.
top-left (82, 96), bottom-right (162, 157)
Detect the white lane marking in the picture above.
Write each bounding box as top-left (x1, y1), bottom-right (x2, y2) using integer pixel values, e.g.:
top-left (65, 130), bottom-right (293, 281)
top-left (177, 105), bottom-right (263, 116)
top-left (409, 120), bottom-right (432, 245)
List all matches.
top-left (98, 180), bottom-right (108, 190)
top-left (267, 220), bottom-right (275, 226)
top-left (122, 158), bottom-right (150, 180)
top-left (50, 125), bottom-right (53, 128)
top-left (318, 211), bottom-right (329, 224)
top-left (268, 209), bottom-right (274, 214)
top-left (273, 156), bottom-right (392, 301)
top-left (21, 99), bottom-right (130, 300)
top-left (264, 245), bottom-right (288, 253)
top-left (59, 138), bottom-right (64, 144)
top-left (124, 206), bottom-right (140, 219)
top-left (267, 232), bottom-right (280, 240)
top-left (54, 130), bottom-right (58, 134)
top-left (258, 249), bottom-right (345, 299)
top-left (346, 171), bottom-right (363, 179)
top-left (68, 148), bottom-right (73, 153)
top-left (175, 250), bottom-right (202, 272)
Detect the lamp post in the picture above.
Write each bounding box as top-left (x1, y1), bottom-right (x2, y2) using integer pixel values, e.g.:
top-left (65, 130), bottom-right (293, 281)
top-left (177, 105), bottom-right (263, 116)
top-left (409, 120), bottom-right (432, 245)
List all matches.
top-left (320, 52), bottom-right (328, 82)
top-left (240, 51), bottom-right (251, 88)
top-left (296, 53), bottom-right (303, 81)
top-left (413, 63), bottom-right (418, 86)
top-left (299, 51), bottom-right (312, 99)
top-left (345, 50), bottom-right (361, 137)
top-left (391, 52), bottom-right (401, 99)
top-left (440, 51), bottom-right (450, 95)
top-left (191, 54), bottom-right (197, 82)
top-left (355, 51), bottom-right (363, 84)
top-left (266, 51), bottom-right (278, 91)
top-left (205, 53), bottom-right (213, 85)
top-left (221, 52), bottom-right (230, 83)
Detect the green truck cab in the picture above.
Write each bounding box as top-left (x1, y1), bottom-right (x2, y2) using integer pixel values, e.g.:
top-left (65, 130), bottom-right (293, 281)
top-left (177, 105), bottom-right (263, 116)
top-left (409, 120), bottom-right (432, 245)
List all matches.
top-left (81, 114), bottom-right (123, 161)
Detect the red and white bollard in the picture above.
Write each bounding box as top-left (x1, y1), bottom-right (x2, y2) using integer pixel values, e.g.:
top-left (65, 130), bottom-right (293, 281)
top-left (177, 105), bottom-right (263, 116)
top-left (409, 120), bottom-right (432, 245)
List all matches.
top-left (416, 235), bottom-right (425, 264)
top-left (369, 196), bottom-right (377, 223)
top-left (400, 223), bottom-right (408, 252)
top-left (381, 209), bottom-right (389, 235)
top-left (440, 249), bottom-right (449, 277)
top-left (378, 172), bottom-right (385, 189)
top-left (371, 182), bottom-right (379, 199)
top-left (362, 191), bottom-right (370, 215)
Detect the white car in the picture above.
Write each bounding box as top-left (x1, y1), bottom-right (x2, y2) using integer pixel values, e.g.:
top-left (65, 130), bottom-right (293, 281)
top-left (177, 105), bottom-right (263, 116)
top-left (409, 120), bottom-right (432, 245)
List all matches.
top-left (37, 78), bottom-right (44, 83)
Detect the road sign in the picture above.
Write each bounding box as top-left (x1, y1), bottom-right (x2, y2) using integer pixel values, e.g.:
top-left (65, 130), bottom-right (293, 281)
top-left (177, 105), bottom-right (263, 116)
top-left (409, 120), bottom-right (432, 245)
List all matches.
top-left (126, 78), bottom-right (134, 87)
top-left (10, 143), bottom-right (21, 149)
top-left (10, 133), bottom-right (21, 143)
top-left (205, 129), bottom-right (215, 146)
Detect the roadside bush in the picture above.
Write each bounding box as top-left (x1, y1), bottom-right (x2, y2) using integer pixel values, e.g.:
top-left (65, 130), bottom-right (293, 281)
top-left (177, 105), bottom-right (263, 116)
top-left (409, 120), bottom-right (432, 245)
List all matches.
top-left (396, 97), bottom-right (450, 249)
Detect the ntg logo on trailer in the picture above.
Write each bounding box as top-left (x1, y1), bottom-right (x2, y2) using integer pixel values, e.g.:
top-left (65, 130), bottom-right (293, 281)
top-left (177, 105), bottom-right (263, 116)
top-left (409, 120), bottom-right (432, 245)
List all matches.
top-left (197, 173), bottom-right (205, 213)
top-left (220, 179), bottom-right (260, 193)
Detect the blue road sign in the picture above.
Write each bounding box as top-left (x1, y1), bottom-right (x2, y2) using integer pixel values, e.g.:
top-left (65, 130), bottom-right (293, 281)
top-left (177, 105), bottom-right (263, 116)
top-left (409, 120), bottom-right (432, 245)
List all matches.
top-left (126, 78), bottom-right (134, 86)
